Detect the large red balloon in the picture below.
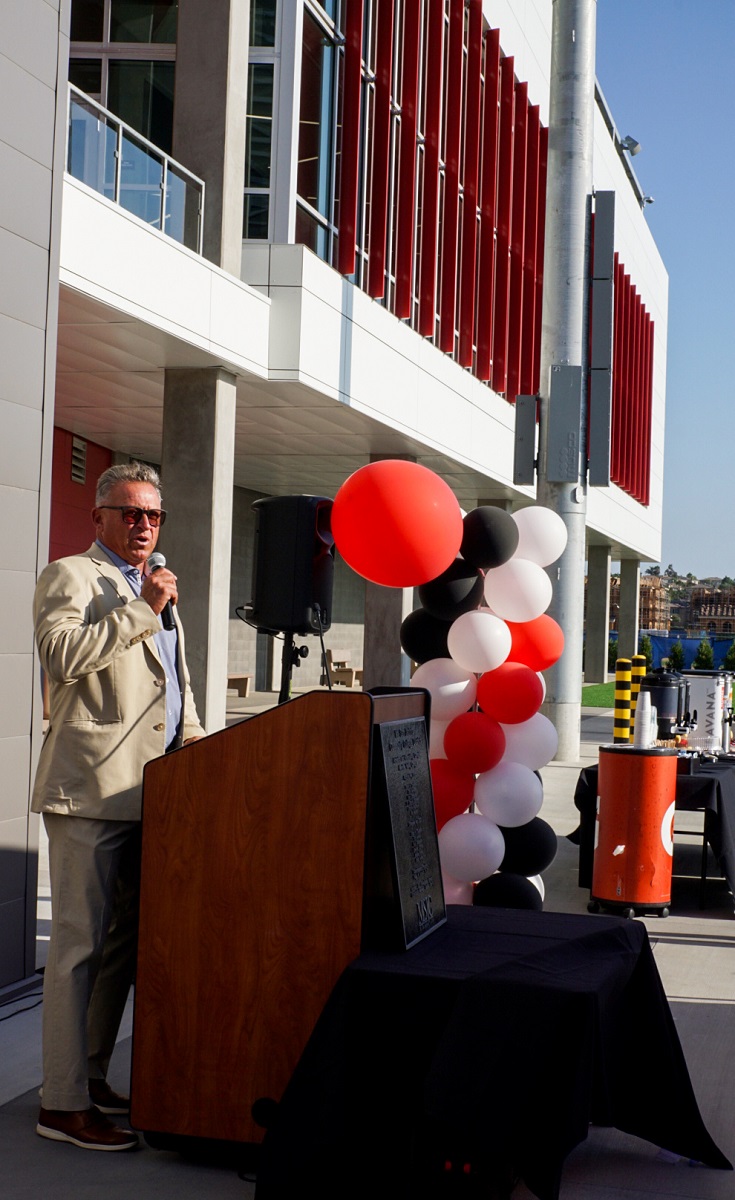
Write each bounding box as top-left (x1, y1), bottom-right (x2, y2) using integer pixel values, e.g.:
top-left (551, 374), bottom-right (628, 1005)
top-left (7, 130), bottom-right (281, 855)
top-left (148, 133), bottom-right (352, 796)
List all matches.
top-left (506, 615), bottom-right (564, 671)
top-left (331, 460), bottom-right (463, 586)
top-left (443, 711), bottom-right (506, 774)
top-left (430, 758), bottom-right (476, 831)
top-left (476, 662), bottom-right (544, 724)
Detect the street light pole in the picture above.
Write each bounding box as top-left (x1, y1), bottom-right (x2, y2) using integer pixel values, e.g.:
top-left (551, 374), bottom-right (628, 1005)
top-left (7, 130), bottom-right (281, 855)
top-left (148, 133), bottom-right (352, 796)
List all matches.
top-left (536, 0), bottom-right (597, 761)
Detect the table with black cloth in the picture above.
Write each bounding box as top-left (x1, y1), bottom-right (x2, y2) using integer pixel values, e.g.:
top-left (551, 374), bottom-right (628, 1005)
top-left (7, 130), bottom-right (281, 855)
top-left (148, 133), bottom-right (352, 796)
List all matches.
top-left (575, 758), bottom-right (735, 895)
top-left (254, 906), bottom-right (729, 1200)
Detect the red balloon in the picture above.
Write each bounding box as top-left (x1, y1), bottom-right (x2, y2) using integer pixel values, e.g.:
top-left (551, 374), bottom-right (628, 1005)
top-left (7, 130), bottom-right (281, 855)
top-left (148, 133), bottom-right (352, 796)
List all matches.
top-left (506, 615), bottom-right (564, 672)
top-left (476, 662), bottom-right (544, 724)
top-left (430, 758), bottom-right (476, 831)
top-left (331, 460), bottom-right (463, 586)
top-left (443, 712), bottom-right (506, 774)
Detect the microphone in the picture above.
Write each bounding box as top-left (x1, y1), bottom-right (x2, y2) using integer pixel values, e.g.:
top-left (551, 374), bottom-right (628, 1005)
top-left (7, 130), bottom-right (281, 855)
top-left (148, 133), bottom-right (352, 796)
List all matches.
top-left (147, 552), bottom-right (176, 631)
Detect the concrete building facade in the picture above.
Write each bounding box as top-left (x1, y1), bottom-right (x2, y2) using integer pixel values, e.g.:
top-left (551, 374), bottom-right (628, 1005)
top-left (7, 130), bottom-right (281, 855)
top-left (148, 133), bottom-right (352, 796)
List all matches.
top-left (1, 0), bottom-right (668, 986)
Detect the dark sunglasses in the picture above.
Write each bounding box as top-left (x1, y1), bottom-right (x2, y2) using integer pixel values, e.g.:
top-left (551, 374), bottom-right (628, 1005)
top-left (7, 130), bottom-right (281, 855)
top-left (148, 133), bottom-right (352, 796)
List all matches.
top-left (98, 505), bottom-right (167, 528)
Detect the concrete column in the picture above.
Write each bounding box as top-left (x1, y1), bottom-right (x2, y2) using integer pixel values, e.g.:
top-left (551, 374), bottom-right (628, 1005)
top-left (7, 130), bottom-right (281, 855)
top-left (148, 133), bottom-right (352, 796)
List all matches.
top-left (618, 559), bottom-right (641, 660)
top-left (361, 455), bottom-right (416, 690)
top-left (161, 369), bottom-right (236, 732)
top-left (173, 0), bottom-right (250, 273)
top-left (585, 545), bottom-right (612, 682)
top-left (362, 585), bottom-right (415, 690)
top-left (536, 0), bottom-right (597, 761)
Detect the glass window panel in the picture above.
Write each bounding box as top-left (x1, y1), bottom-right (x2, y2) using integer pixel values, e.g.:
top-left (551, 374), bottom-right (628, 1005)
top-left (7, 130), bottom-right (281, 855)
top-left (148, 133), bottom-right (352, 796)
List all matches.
top-left (245, 63), bottom-right (274, 189)
top-left (165, 165), bottom-right (202, 250)
top-left (244, 194), bottom-right (270, 240)
top-left (295, 204), bottom-right (328, 259)
top-left (71, 0), bottom-right (105, 42)
top-left (249, 0), bottom-right (276, 47)
top-left (297, 12), bottom-right (335, 219)
top-left (110, 1), bottom-right (178, 43)
top-left (119, 130), bottom-right (163, 227)
top-left (69, 58), bottom-right (103, 98)
top-left (67, 93), bottom-right (117, 201)
top-left (107, 60), bottom-right (175, 153)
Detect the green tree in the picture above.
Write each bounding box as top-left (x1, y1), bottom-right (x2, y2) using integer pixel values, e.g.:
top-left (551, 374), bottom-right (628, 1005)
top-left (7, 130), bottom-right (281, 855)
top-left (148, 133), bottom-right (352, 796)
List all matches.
top-left (693, 637), bottom-right (715, 670)
top-left (723, 641), bottom-right (735, 671)
top-left (638, 633), bottom-right (653, 671)
top-left (645, 565), bottom-right (661, 576)
top-left (668, 640), bottom-right (685, 672)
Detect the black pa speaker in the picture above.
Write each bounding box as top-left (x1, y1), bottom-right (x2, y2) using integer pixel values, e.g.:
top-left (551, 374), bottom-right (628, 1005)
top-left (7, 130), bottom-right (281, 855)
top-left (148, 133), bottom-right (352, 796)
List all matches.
top-left (248, 495), bottom-right (335, 635)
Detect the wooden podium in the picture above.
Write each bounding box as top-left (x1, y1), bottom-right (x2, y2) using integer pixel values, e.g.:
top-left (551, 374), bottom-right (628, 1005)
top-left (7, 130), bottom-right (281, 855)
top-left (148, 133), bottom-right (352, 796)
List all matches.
top-left (130, 688), bottom-right (440, 1145)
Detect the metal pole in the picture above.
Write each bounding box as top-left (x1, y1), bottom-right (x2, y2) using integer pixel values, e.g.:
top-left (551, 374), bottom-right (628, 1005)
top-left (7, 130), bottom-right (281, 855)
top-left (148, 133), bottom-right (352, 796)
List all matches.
top-left (537, 0), bottom-right (597, 760)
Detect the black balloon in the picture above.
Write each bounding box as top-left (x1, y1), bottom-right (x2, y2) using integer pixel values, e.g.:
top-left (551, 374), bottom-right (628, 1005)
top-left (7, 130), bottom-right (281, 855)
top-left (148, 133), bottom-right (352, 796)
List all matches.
top-left (418, 558), bottom-right (485, 621)
top-left (498, 817), bottom-right (558, 876)
top-left (473, 872), bottom-right (543, 911)
top-left (460, 506), bottom-right (519, 569)
top-left (400, 608), bottom-right (451, 664)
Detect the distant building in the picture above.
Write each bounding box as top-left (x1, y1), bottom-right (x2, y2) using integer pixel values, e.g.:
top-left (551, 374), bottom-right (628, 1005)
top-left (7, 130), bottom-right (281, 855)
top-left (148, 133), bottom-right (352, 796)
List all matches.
top-left (688, 587), bottom-right (735, 637)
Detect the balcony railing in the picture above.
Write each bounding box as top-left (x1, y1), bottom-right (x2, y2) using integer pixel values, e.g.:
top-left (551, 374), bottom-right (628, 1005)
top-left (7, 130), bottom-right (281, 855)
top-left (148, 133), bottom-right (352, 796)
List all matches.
top-left (66, 84), bottom-right (204, 254)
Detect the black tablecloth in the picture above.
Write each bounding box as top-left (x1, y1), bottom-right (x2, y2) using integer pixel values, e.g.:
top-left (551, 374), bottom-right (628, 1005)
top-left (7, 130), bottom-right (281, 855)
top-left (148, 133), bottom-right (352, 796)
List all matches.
top-left (575, 759), bottom-right (735, 893)
top-left (255, 906), bottom-right (730, 1200)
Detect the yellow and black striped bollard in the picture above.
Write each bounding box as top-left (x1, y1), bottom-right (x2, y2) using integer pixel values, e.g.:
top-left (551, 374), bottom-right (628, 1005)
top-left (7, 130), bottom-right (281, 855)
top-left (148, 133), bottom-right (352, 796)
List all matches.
top-left (614, 658), bottom-right (632, 743)
top-left (629, 654), bottom-right (648, 742)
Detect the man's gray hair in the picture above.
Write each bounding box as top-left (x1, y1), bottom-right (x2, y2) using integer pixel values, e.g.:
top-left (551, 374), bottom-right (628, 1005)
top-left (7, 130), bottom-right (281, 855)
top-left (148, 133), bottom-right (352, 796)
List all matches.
top-left (95, 462), bottom-right (162, 505)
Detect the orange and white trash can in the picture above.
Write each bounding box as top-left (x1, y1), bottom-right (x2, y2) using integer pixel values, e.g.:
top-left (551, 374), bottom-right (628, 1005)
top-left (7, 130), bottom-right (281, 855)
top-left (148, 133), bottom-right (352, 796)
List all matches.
top-left (589, 745), bottom-right (678, 918)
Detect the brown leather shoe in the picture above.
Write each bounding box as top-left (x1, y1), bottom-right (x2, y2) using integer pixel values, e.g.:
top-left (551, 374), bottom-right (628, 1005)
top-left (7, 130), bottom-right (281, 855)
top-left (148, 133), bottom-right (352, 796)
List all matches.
top-left (88, 1079), bottom-right (130, 1114)
top-left (36, 1106), bottom-right (138, 1151)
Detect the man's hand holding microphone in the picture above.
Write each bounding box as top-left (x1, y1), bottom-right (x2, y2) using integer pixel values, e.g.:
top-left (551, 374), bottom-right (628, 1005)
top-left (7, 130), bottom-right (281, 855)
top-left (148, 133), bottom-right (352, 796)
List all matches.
top-left (143, 551), bottom-right (177, 630)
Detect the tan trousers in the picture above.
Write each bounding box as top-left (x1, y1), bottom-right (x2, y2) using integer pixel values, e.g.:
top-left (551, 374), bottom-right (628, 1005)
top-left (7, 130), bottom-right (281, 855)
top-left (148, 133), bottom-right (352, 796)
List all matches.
top-left (42, 813), bottom-right (141, 1111)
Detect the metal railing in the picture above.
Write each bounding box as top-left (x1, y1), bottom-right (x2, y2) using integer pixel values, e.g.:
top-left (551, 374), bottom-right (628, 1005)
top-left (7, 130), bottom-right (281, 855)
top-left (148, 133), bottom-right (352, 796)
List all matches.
top-left (66, 84), bottom-right (205, 254)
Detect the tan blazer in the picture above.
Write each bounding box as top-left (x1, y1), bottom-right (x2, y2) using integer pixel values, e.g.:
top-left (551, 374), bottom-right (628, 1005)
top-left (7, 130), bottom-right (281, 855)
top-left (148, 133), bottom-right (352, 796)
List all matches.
top-left (32, 544), bottom-right (205, 821)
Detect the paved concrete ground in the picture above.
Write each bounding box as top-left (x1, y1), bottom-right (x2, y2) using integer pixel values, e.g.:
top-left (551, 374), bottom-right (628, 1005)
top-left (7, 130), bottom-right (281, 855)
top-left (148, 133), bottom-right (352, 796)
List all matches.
top-left (2, 692), bottom-right (733, 1198)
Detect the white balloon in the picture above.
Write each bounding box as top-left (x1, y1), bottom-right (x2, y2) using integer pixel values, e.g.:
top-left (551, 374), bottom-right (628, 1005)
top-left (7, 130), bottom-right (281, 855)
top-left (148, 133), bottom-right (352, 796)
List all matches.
top-left (474, 761), bottom-right (543, 827)
top-left (528, 874), bottom-right (545, 900)
top-left (411, 657), bottom-right (477, 721)
top-left (512, 506), bottom-right (568, 566)
top-left (429, 718), bottom-right (449, 759)
top-left (442, 873), bottom-right (474, 905)
top-left (483, 557), bottom-right (552, 622)
top-left (537, 671), bottom-right (547, 701)
top-left (447, 610), bottom-right (511, 674)
top-left (438, 813), bottom-right (505, 882)
top-left (501, 712), bottom-right (559, 769)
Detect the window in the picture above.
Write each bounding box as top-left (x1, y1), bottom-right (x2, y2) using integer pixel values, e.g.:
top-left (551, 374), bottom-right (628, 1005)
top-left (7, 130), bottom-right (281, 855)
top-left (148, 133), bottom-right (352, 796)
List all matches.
top-left (244, 0), bottom-right (278, 240)
top-left (293, 3), bottom-right (343, 263)
top-left (244, 62), bottom-right (274, 238)
top-left (69, 0), bottom-right (177, 152)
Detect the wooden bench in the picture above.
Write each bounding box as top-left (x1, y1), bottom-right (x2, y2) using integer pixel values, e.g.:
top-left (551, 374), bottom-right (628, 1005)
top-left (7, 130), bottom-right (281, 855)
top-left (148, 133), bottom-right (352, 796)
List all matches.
top-left (227, 673), bottom-right (254, 698)
top-left (322, 649), bottom-right (362, 688)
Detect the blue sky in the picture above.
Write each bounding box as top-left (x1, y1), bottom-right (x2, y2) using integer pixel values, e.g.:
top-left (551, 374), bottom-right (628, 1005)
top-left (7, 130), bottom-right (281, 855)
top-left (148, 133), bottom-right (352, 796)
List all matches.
top-left (595, 0), bottom-right (735, 578)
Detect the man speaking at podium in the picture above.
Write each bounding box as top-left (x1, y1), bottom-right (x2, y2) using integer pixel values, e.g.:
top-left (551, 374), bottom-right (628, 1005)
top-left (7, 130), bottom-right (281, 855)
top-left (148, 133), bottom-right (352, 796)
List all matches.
top-left (32, 463), bottom-right (205, 1150)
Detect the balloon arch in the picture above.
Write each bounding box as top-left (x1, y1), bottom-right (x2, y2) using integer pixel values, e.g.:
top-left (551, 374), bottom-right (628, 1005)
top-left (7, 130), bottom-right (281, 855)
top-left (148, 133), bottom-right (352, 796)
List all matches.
top-left (331, 460), bottom-right (566, 911)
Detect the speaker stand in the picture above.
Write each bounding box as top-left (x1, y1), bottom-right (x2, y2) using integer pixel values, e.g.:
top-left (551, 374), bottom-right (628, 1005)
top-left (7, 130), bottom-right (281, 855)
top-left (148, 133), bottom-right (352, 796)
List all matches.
top-left (278, 632), bottom-right (309, 704)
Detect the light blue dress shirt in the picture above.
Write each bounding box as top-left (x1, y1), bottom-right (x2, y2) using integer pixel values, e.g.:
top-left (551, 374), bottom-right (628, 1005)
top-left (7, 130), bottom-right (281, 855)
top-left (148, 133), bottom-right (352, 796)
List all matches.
top-left (96, 540), bottom-right (182, 749)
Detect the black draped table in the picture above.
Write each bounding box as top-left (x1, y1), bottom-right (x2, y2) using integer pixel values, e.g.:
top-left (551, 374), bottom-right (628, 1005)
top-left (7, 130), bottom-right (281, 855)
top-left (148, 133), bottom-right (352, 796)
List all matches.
top-left (255, 906), bottom-right (730, 1200)
top-left (574, 758), bottom-right (735, 895)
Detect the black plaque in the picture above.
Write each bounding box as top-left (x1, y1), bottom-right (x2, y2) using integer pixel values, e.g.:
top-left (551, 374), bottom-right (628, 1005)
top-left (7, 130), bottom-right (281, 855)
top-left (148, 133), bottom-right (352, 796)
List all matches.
top-left (371, 717), bottom-right (446, 949)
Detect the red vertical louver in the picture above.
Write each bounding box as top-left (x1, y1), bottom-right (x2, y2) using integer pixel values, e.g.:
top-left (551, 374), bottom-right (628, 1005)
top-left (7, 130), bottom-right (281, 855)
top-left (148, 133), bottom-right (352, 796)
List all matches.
top-left (418, 0), bottom-right (445, 337)
top-left (394, 2), bottom-right (422, 318)
top-left (337, 0), bottom-right (365, 276)
top-left (367, 0), bottom-right (395, 298)
top-left (438, 0), bottom-right (465, 352)
top-left (457, 0), bottom-right (484, 367)
top-left (475, 27), bottom-right (501, 380)
top-left (334, 5), bottom-right (551, 407)
top-left (609, 254), bottom-right (654, 505)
